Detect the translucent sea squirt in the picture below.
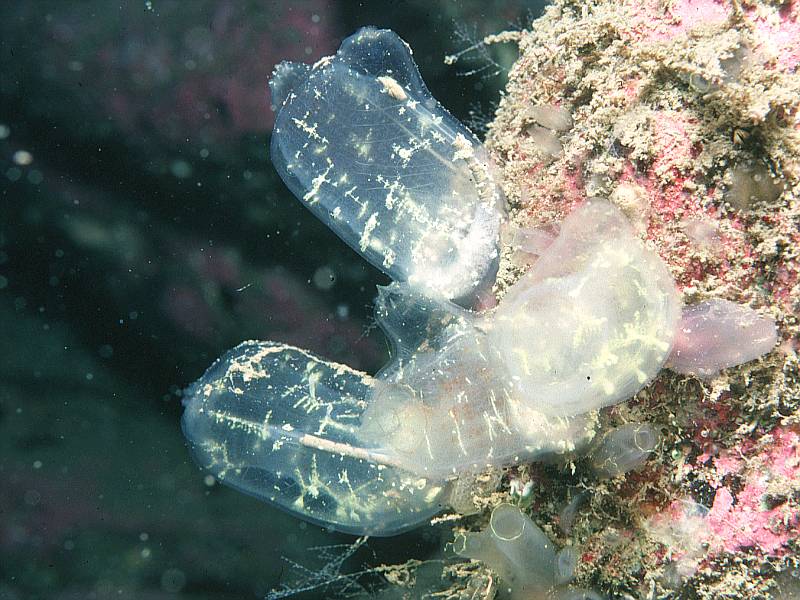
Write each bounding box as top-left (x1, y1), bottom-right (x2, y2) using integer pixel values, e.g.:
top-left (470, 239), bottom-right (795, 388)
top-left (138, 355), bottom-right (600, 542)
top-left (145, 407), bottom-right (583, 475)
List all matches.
top-left (269, 27), bottom-right (505, 302)
top-left (453, 504), bottom-right (593, 600)
top-left (181, 341), bottom-right (448, 535)
top-left (588, 423), bottom-right (659, 478)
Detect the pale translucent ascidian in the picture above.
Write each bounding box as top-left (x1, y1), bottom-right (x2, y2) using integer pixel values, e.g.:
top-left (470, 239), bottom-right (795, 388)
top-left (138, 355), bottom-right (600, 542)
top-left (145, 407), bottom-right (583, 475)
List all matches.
top-left (181, 28), bottom-right (779, 537)
top-left (181, 341), bottom-right (448, 535)
top-left (269, 27), bottom-right (504, 301)
top-left (454, 504), bottom-right (600, 600)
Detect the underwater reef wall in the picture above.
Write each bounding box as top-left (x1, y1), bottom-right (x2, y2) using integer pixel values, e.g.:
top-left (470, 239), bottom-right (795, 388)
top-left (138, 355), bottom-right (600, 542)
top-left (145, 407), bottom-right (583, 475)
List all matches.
top-left (476, 0), bottom-right (799, 598)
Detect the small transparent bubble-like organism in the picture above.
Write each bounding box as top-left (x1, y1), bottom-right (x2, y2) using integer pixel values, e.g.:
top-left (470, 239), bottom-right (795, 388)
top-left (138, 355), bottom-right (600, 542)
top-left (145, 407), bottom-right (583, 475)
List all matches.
top-left (588, 423), bottom-right (658, 479)
top-left (269, 27), bottom-right (505, 302)
top-left (453, 504), bottom-right (595, 600)
top-left (182, 29), bottom-right (779, 537)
